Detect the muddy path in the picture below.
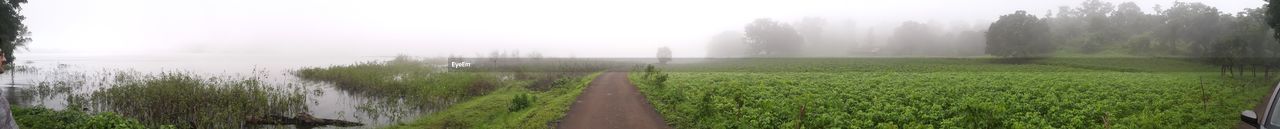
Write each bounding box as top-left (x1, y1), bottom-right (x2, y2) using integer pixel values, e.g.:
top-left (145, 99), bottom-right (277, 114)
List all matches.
top-left (559, 71), bottom-right (670, 129)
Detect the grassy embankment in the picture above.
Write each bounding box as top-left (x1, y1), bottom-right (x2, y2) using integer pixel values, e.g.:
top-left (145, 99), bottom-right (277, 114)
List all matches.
top-left (387, 72), bottom-right (600, 128)
top-left (295, 56), bottom-right (622, 128)
top-left (632, 57), bottom-right (1275, 128)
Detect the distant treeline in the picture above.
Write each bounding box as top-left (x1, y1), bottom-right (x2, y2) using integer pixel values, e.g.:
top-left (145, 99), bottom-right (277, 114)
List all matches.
top-left (707, 0), bottom-right (1280, 75)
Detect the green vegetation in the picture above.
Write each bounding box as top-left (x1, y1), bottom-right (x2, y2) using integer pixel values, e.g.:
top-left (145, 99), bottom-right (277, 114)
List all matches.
top-left (633, 58), bottom-right (1275, 128)
top-left (509, 93), bottom-right (534, 112)
top-left (297, 56), bottom-right (621, 128)
top-left (1, 0), bottom-right (31, 64)
top-left (87, 72), bottom-right (307, 128)
top-left (296, 56), bottom-right (494, 109)
top-left (12, 106), bottom-right (170, 129)
top-left (389, 72), bottom-right (600, 129)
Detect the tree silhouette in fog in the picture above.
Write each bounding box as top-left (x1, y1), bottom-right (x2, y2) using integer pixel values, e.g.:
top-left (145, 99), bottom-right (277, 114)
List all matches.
top-left (706, 31), bottom-right (746, 58)
top-left (795, 17), bottom-right (826, 46)
top-left (744, 18), bottom-right (804, 56)
top-left (657, 47), bottom-right (671, 64)
top-left (987, 10), bottom-right (1052, 58)
top-left (889, 21), bottom-right (936, 56)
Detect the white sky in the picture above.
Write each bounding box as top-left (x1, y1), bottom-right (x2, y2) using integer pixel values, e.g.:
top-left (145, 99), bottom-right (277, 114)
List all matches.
top-left (20, 0), bottom-right (1265, 58)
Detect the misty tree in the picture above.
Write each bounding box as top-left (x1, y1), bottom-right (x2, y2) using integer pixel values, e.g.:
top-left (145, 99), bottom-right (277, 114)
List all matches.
top-left (956, 30), bottom-right (986, 56)
top-left (1218, 7), bottom-right (1280, 77)
top-left (1111, 2), bottom-right (1149, 36)
top-left (527, 51), bottom-right (543, 60)
top-left (1077, 0), bottom-right (1116, 53)
top-left (889, 21), bottom-right (937, 56)
top-left (1156, 2), bottom-right (1226, 56)
top-left (706, 31), bottom-right (747, 58)
top-left (795, 17), bottom-right (826, 46)
top-left (1270, 0), bottom-right (1280, 42)
top-left (744, 18), bottom-right (804, 56)
top-left (861, 28), bottom-right (875, 54)
top-left (0, 0), bottom-right (28, 64)
top-left (987, 10), bottom-right (1053, 58)
top-left (657, 47), bottom-right (672, 64)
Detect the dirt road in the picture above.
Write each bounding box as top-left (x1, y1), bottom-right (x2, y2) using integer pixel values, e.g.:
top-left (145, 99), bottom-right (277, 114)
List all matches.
top-left (559, 72), bottom-right (670, 129)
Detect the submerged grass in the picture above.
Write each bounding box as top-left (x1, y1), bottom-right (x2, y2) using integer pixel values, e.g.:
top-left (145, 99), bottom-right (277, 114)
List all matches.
top-left (295, 57), bottom-right (495, 109)
top-left (86, 71), bottom-right (307, 128)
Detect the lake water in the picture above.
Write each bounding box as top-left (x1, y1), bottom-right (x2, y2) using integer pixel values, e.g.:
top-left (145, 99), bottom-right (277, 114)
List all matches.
top-left (0, 53), bottom-right (425, 128)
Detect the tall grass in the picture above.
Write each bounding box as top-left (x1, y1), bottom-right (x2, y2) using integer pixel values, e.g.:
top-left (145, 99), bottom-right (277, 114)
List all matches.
top-left (295, 57), bottom-right (494, 109)
top-left (86, 72), bottom-right (306, 128)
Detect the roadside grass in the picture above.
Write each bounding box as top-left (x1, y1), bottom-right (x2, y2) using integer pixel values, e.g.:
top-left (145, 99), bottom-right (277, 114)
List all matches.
top-left (632, 57), bottom-right (1275, 128)
top-left (388, 72), bottom-right (601, 129)
top-left (86, 71), bottom-right (307, 128)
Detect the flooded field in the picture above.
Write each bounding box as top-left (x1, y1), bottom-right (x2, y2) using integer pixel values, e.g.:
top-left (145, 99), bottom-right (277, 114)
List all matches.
top-left (2, 53), bottom-right (433, 128)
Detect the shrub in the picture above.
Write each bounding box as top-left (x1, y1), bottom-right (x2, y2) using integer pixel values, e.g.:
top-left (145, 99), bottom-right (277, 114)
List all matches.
top-left (509, 93), bottom-right (533, 112)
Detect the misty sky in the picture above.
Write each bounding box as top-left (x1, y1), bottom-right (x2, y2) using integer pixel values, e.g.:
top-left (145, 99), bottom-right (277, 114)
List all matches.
top-left (21, 0), bottom-right (1264, 58)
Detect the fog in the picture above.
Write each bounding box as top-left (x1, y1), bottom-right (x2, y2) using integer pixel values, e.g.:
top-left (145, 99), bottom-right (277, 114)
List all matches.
top-left (21, 0), bottom-right (1262, 58)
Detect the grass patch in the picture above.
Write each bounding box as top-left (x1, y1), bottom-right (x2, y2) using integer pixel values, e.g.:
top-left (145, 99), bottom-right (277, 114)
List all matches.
top-left (388, 72), bottom-right (601, 129)
top-left (86, 72), bottom-right (307, 128)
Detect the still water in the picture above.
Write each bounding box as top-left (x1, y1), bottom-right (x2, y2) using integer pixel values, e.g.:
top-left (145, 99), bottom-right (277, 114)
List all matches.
top-left (1, 53), bottom-right (427, 128)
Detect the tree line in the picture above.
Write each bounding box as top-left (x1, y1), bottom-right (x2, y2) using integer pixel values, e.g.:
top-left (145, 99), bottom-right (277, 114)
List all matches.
top-left (705, 0), bottom-right (1280, 76)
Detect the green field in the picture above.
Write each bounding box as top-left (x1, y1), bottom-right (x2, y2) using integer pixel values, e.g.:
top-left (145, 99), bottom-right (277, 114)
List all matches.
top-left (632, 58), bottom-right (1275, 128)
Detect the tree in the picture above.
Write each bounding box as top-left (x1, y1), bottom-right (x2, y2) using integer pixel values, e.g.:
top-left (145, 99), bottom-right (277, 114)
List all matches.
top-left (890, 21), bottom-right (937, 56)
top-left (1157, 2), bottom-right (1226, 56)
top-left (1075, 0), bottom-right (1116, 53)
top-left (1220, 7), bottom-right (1280, 77)
top-left (1112, 2), bottom-right (1148, 35)
top-left (1269, 0), bottom-right (1280, 42)
top-left (657, 47), bottom-right (672, 64)
top-left (706, 31), bottom-right (747, 58)
top-left (862, 28), bottom-right (875, 54)
top-left (795, 17), bottom-right (826, 46)
top-left (744, 18), bottom-right (804, 56)
top-left (987, 10), bottom-right (1053, 58)
top-left (956, 30), bottom-right (986, 56)
top-left (0, 0), bottom-right (28, 64)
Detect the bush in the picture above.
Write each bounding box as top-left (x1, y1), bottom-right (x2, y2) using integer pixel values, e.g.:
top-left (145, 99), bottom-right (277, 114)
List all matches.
top-left (642, 64), bottom-right (669, 88)
top-left (509, 93), bottom-right (533, 112)
top-left (654, 73), bottom-right (669, 88)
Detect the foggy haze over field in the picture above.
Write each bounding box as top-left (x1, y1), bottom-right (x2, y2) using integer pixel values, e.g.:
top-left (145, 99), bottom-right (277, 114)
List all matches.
top-left (21, 0), bottom-right (1263, 58)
